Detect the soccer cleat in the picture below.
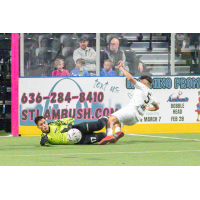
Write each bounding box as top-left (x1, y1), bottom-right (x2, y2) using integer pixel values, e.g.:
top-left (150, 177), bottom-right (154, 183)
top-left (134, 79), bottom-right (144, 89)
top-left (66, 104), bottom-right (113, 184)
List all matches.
top-left (98, 135), bottom-right (116, 145)
top-left (113, 131), bottom-right (124, 143)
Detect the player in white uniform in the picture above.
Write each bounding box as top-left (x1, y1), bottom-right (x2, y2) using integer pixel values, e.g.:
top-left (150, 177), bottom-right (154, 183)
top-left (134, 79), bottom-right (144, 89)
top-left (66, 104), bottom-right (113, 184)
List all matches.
top-left (99, 61), bottom-right (159, 145)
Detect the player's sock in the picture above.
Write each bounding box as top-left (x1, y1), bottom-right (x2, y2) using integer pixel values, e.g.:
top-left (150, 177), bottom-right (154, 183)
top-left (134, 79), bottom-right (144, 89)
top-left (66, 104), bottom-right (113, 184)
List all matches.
top-left (106, 128), bottom-right (113, 136)
top-left (115, 127), bottom-right (121, 133)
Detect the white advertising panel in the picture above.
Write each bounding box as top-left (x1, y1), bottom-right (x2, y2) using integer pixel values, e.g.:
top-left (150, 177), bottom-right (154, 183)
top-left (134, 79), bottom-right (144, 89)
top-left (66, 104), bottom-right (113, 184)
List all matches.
top-left (19, 76), bottom-right (200, 135)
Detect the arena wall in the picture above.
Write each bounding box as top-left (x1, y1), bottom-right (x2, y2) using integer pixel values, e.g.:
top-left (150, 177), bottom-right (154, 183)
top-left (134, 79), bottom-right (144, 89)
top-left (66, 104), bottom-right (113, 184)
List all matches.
top-left (19, 76), bottom-right (200, 136)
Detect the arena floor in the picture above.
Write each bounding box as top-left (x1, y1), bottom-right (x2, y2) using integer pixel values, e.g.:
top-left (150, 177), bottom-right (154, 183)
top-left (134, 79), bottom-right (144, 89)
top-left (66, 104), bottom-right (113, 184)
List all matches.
top-left (0, 132), bottom-right (200, 166)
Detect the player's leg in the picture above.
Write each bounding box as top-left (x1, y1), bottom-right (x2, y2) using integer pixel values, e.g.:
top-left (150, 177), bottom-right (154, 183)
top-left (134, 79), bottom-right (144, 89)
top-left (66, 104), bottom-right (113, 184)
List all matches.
top-left (106, 115), bottom-right (119, 135)
top-left (83, 117), bottom-right (108, 134)
top-left (99, 108), bottom-right (138, 145)
top-left (114, 123), bottom-right (121, 134)
top-left (72, 117), bottom-right (108, 135)
top-left (76, 132), bottom-right (106, 144)
top-left (112, 123), bottom-right (124, 143)
top-left (98, 115), bottom-right (121, 145)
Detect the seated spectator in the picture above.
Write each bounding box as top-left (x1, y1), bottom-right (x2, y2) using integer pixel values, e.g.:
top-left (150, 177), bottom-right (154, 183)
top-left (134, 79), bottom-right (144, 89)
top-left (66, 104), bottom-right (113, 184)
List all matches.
top-left (124, 50), bottom-right (147, 75)
top-left (52, 58), bottom-right (70, 76)
top-left (73, 35), bottom-right (96, 75)
top-left (70, 58), bottom-right (90, 76)
top-left (104, 38), bottom-right (130, 75)
top-left (100, 59), bottom-right (116, 77)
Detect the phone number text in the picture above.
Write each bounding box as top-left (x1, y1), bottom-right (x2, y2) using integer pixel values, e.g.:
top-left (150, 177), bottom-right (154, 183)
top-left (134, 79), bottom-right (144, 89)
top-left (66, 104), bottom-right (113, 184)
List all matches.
top-left (21, 92), bottom-right (104, 104)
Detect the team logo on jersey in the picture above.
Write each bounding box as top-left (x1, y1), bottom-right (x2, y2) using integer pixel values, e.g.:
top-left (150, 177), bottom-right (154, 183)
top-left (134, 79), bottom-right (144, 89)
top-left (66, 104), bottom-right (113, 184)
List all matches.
top-left (141, 104), bottom-right (146, 111)
top-left (167, 91), bottom-right (189, 102)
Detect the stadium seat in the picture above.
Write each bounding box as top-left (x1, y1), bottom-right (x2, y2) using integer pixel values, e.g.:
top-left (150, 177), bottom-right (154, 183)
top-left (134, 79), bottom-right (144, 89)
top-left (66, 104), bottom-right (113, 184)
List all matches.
top-left (24, 36), bottom-right (38, 68)
top-left (0, 34), bottom-right (11, 132)
top-left (60, 34), bottom-right (79, 48)
top-left (0, 34), bottom-right (11, 50)
top-left (62, 47), bottom-right (73, 57)
top-left (63, 39), bottom-right (79, 48)
top-left (100, 49), bottom-right (109, 69)
top-left (26, 65), bottom-right (49, 77)
top-left (41, 37), bottom-right (61, 51)
top-left (0, 84), bottom-right (5, 101)
top-left (35, 47), bottom-right (58, 66)
top-left (38, 34), bottom-right (53, 47)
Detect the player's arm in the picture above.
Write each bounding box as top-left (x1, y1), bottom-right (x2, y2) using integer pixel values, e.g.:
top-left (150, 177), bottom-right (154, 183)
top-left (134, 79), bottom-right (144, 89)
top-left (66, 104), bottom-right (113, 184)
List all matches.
top-left (60, 124), bottom-right (73, 133)
top-left (118, 61), bottom-right (137, 85)
top-left (40, 134), bottom-right (48, 146)
top-left (50, 118), bottom-right (74, 126)
top-left (147, 103), bottom-right (159, 111)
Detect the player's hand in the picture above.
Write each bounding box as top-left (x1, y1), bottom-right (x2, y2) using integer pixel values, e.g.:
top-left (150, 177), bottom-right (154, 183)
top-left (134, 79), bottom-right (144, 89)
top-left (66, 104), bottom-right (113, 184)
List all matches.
top-left (138, 62), bottom-right (144, 72)
top-left (118, 60), bottom-right (124, 68)
top-left (40, 135), bottom-right (48, 146)
top-left (61, 124), bottom-right (73, 133)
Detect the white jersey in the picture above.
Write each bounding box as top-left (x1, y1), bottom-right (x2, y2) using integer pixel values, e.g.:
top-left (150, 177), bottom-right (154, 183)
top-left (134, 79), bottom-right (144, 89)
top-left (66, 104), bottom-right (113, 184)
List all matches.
top-left (126, 81), bottom-right (157, 118)
top-left (112, 81), bottom-right (157, 125)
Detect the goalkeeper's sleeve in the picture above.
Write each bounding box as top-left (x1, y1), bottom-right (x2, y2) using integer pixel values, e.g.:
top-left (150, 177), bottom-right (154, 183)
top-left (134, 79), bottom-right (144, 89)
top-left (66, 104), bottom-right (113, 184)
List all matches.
top-left (49, 118), bottom-right (75, 126)
top-left (61, 124), bottom-right (73, 133)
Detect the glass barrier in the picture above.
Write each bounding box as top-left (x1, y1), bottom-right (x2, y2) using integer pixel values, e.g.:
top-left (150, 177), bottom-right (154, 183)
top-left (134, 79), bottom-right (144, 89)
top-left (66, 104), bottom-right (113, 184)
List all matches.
top-left (0, 33), bottom-right (11, 133)
top-left (175, 33), bottom-right (200, 75)
top-left (23, 33), bottom-right (96, 77)
top-left (22, 33), bottom-right (200, 77)
top-left (100, 33), bottom-right (171, 76)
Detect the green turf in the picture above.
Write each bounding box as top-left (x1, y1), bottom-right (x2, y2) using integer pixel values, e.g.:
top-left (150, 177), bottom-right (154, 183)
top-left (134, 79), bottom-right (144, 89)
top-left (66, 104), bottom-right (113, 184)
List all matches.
top-left (0, 133), bottom-right (200, 166)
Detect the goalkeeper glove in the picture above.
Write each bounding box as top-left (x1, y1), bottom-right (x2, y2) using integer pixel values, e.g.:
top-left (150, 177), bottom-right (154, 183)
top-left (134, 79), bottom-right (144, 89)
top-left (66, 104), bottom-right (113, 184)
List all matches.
top-left (40, 135), bottom-right (48, 146)
top-left (61, 124), bottom-right (73, 133)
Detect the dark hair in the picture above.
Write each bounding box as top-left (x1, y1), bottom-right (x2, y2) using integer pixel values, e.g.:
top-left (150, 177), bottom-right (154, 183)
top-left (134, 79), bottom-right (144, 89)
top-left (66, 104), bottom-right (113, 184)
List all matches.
top-left (140, 75), bottom-right (153, 84)
top-left (76, 58), bottom-right (85, 65)
top-left (34, 116), bottom-right (45, 125)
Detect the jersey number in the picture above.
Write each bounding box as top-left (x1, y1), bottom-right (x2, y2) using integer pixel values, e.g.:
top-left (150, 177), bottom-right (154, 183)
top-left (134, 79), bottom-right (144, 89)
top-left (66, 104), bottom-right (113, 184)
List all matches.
top-left (144, 92), bottom-right (151, 104)
top-left (90, 137), bottom-right (97, 143)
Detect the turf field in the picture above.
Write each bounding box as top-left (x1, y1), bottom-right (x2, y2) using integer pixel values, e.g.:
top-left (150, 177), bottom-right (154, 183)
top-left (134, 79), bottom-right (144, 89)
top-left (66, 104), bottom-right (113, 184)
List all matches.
top-left (0, 133), bottom-right (200, 166)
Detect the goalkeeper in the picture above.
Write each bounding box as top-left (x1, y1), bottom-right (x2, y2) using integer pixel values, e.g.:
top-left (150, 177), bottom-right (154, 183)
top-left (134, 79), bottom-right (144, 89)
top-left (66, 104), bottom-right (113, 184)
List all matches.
top-left (34, 116), bottom-right (108, 146)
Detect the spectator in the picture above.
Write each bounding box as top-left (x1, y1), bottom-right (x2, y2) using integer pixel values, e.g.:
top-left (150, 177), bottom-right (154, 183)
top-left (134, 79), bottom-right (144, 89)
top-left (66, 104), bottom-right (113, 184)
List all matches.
top-left (70, 58), bottom-right (90, 76)
top-left (52, 58), bottom-right (70, 76)
top-left (124, 50), bottom-right (147, 75)
top-left (73, 35), bottom-right (96, 75)
top-left (103, 38), bottom-right (129, 76)
top-left (100, 59), bottom-right (116, 77)
top-left (104, 37), bottom-right (144, 75)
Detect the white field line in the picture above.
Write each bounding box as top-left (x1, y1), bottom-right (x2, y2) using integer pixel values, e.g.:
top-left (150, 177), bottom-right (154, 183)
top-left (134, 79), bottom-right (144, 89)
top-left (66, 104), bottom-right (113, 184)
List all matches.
top-left (1, 150), bottom-right (200, 157)
top-left (0, 134), bottom-right (200, 157)
top-left (127, 134), bottom-right (200, 142)
top-left (0, 134), bottom-right (13, 137)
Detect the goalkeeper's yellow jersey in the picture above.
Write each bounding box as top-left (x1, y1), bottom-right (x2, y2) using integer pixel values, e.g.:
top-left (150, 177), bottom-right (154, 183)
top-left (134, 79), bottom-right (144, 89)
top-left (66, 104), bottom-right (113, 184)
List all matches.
top-left (41, 118), bottom-right (75, 145)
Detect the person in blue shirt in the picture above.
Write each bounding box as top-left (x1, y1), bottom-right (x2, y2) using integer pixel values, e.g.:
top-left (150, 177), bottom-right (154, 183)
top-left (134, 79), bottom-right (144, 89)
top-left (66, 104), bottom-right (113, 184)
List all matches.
top-left (100, 59), bottom-right (117, 77)
top-left (70, 58), bottom-right (90, 76)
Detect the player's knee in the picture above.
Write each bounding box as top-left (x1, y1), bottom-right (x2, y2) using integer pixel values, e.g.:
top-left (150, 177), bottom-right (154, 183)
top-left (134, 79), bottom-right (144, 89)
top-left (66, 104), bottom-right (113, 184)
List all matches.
top-left (108, 115), bottom-right (119, 125)
top-left (98, 117), bottom-right (108, 129)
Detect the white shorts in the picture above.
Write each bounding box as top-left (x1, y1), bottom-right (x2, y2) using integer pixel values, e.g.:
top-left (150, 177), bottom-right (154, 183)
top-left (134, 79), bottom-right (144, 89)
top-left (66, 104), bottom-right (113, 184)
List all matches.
top-left (111, 107), bottom-right (139, 126)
